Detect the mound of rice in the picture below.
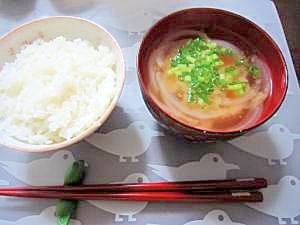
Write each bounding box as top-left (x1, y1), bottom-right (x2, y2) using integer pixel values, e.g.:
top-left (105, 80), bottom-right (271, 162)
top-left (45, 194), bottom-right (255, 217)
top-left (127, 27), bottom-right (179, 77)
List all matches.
top-left (0, 37), bottom-right (117, 144)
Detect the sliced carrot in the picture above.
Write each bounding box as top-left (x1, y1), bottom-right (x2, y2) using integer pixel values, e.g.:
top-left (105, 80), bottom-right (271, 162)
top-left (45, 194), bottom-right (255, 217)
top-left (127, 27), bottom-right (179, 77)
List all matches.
top-left (226, 90), bottom-right (237, 98)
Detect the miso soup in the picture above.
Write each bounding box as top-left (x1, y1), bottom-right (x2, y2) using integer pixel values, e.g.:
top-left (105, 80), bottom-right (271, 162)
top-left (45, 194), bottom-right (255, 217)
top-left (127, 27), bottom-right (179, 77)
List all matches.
top-left (148, 31), bottom-right (271, 132)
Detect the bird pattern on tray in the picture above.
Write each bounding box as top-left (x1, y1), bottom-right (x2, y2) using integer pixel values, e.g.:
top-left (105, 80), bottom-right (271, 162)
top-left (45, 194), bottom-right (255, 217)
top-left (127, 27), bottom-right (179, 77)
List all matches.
top-left (147, 209), bottom-right (246, 225)
top-left (0, 151), bottom-right (74, 185)
top-left (0, 1), bottom-right (300, 225)
top-left (2, 150), bottom-right (298, 224)
top-left (148, 153), bottom-right (240, 181)
top-left (88, 173), bottom-right (149, 222)
top-left (85, 121), bottom-right (164, 162)
top-left (229, 124), bottom-right (300, 165)
top-left (0, 206), bottom-right (82, 225)
top-left (246, 176), bottom-right (300, 225)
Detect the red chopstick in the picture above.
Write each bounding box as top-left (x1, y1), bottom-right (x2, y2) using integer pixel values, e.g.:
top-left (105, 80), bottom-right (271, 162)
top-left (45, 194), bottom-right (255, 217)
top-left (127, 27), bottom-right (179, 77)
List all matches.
top-left (0, 178), bottom-right (266, 203)
top-left (0, 190), bottom-right (263, 202)
top-left (0, 178), bottom-right (267, 192)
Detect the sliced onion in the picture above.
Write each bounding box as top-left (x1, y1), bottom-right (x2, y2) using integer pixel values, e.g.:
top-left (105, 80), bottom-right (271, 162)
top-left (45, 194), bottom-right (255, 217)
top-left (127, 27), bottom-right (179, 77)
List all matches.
top-left (221, 89), bottom-right (257, 106)
top-left (251, 55), bottom-right (271, 94)
top-left (212, 39), bottom-right (244, 56)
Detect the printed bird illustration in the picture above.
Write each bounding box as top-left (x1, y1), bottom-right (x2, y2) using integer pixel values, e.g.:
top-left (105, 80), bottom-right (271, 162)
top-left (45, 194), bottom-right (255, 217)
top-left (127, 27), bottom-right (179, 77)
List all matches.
top-left (184, 209), bottom-right (245, 225)
top-left (0, 206), bottom-right (81, 225)
top-left (148, 153), bottom-right (240, 181)
top-left (88, 173), bottom-right (149, 222)
top-left (229, 124), bottom-right (300, 165)
top-left (246, 176), bottom-right (300, 225)
top-left (0, 151), bottom-right (75, 185)
top-left (85, 121), bottom-right (164, 162)
top-left (145, 210), bottom-right (245, 225)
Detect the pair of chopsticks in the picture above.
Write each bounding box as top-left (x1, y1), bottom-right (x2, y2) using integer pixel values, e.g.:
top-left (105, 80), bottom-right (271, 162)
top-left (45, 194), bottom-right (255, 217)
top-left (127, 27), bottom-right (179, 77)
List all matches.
top-left (0, 178), bottom-right (267, 203)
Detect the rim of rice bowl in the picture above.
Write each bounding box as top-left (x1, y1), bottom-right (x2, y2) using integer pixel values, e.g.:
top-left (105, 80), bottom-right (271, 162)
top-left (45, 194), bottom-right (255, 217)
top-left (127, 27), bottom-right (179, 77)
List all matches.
top-left (0, 16), bottom-right (125, 152)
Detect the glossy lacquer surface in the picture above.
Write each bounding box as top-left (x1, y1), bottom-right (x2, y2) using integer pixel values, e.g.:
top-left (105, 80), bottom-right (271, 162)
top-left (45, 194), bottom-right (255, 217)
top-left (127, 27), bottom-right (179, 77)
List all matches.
top-left (138, 8), bottom-right (288, 141)
top-left (0, 1), bottom-right (299, 225)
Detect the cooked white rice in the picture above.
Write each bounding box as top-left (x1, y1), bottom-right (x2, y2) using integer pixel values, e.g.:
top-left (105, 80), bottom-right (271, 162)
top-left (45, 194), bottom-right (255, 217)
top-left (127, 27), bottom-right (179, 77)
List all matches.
top-left (0, 37), bottom-right (117, 144)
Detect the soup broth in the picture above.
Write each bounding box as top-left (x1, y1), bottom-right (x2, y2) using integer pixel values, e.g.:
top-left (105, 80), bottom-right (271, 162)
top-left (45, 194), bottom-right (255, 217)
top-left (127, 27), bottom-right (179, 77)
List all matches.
top-left (148, 31), bottom-right (271, 132)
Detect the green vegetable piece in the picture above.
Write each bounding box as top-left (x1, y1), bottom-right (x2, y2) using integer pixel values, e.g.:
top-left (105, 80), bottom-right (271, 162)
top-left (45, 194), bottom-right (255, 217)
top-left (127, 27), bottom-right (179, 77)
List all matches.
top-left (228, 83), bottom-right (244, 91)
top-left (225, 66), bottom-right (237, 75)
top-left (235, 58), bottom-right (246, 66)
top-left (56, 160), bottom-right (88, 225)
top-left (64, 160), bottom-right (87, 186)
top-left (220, 48), bottom-right (233, 56)
top-left (184, 76), bottom-right (192, 82)
top-left (56, 200), bottom-right (77, 225)
top-left (228, 81), bottom-right (247, 96)
top-left (168, 37), bottom-right (257, 104)
top-left (235, 58), bottom-right (260, 79)
top-left (187, 87), bottom-right (193, 103)
top-left (248, 65), bottom-right (260, 78)
top-left (224, 49), bottom-right (233, 56)
top-left (234, 88), bottom-right (246, 96)
top-left (214, 60), bottom-right (224, 67)
top-left (57, 215), bottom-right (71, 225)
top-left (218, 79), bottom-right (228, 89)
top-left (186, 55), bottom-right (196, 63)
top-left (207, 42), bottom-right (217, 49)
top-left (56, 200), bottom-right (77, 217)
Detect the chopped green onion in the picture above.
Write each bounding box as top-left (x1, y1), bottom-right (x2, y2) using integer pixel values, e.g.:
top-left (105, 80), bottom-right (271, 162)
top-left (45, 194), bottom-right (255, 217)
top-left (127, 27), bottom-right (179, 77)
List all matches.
top-left (235, 58), bottom-right (261, 79)
top-left (228, 83), bottom-right (244, 91)
top-left (225, 66), bottom-right (237, 74)
top-left (248, 65), bottom-right (260, 78)
top-left (235, 58), bottom-right (246, 66)
top-left (184, 76), bottom-right (192, 82)
top-left (168, 37), bottom-right (259, 104)
top-left (234, 89), bottom-right (246, 96)
top-left (228, 81), bottom-right (248, 96)
top-left (220, 48), bottom-right (233, 56)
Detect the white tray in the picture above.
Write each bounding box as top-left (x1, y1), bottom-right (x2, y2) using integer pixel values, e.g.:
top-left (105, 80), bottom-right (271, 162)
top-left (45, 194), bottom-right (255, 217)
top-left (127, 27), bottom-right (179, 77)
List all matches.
top-left (0, 1), bottom-right (299, 225)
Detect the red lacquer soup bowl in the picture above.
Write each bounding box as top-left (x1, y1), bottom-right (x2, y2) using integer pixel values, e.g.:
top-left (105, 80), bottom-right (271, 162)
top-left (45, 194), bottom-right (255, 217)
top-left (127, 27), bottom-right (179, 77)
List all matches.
top-left (137, 8), bottom-right (288, 142)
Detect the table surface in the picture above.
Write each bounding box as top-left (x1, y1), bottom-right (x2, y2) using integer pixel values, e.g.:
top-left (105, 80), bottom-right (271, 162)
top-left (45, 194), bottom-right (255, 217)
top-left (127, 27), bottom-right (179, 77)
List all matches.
top-left (0, 1), bottom-right (300, 225)
top-left (273, 0), bottom-right (300, 84)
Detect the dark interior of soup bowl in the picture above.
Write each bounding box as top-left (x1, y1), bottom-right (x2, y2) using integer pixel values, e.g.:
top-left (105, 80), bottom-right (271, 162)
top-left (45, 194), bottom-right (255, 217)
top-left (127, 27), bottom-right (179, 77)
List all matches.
top-left (138, 8), bottom-right (287, 136)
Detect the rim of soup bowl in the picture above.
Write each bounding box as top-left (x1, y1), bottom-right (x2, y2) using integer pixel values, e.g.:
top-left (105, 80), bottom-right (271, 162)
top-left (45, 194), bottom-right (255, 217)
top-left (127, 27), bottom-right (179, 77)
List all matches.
top-left (0, 16), bottom-right (126, 152)
top-left (137, 8), bottom-right (288, 136)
